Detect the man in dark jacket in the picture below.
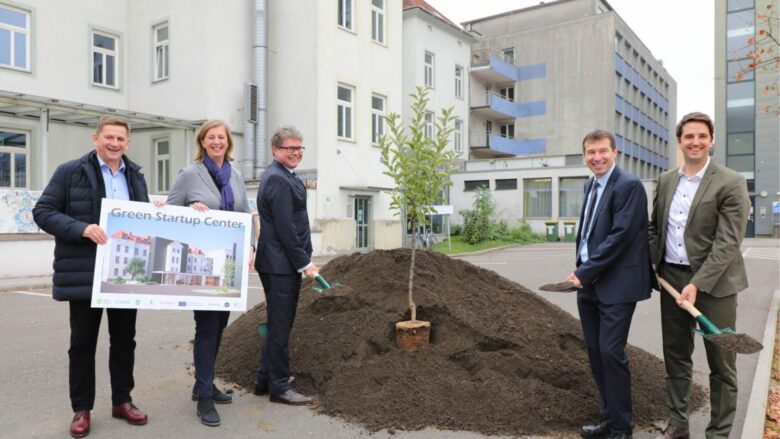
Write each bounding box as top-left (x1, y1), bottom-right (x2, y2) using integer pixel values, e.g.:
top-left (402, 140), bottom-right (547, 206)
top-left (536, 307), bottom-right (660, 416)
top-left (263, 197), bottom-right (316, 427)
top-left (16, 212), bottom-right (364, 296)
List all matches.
top-left (253, 125), bottom-right (319, 405)
top-left (565, 129), bottom-right (656, 439)
top-left (33, 116), bottom-right (150, 438)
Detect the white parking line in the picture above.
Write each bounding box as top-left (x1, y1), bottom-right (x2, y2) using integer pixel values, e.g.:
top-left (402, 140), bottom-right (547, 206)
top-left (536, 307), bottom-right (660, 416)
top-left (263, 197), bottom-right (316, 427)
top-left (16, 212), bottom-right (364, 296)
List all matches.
top-left (6, 290), bottom-right (50, 297)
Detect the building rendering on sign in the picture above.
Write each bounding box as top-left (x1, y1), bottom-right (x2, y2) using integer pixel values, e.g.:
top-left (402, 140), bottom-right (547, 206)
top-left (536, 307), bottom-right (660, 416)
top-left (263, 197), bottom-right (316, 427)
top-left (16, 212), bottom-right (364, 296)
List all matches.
top-left (448, 0), bottom-right (676, 234)
top-left (715, 0), bottom-right (779, 237)
top-left (102, 230), bottom-right (237, 287)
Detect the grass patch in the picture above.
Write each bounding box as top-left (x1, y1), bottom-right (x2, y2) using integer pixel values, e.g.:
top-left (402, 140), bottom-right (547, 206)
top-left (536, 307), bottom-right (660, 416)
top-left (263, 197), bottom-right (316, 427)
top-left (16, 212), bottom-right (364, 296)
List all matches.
top-left (431, 235), bottom-right (534, 255)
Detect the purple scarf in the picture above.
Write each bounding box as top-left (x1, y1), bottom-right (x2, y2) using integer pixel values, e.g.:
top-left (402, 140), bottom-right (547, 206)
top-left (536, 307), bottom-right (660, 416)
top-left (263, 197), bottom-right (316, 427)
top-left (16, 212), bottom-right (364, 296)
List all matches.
top-left (202, 155), bottom-right (235, 211)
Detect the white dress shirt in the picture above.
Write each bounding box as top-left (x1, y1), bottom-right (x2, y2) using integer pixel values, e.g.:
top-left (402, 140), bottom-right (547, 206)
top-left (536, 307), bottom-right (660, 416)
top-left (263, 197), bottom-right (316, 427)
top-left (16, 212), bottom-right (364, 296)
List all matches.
top-left (664, 158), bottom-right (710, 266)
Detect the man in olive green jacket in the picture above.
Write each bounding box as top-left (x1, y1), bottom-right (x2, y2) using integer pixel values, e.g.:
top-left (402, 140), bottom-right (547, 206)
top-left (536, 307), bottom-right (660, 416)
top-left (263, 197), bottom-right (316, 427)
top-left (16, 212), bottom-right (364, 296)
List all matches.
top-left (649, 112), bottom-right (750, 439)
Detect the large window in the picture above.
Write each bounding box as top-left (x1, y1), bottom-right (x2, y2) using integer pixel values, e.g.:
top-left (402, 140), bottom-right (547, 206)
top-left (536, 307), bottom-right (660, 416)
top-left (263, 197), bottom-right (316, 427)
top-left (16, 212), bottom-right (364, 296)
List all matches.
top-left (559, 177), bottom-right (588, 218)
top-left (337, 84), bottom-right (354, 140)
top-left (424, 51), bottom-right (434, 87)
top-left (0, 130), bottom-right (28, 188)
top-left (92, 30), bottom-right (118, 88)
top-left (371, 0), bottom-right (385, 44)
top-left (424, 111), bottom-right (434, 139)
top-left (153, 22), bottom-right (169, 81)
top-left (338, 0), bottom-right (353, 31)
top-left (523, 178), bottom-right (552, 217)
top-left (499, 85), bottom-right (514, 102)
top-left (453, 119), bottom-right (463, 152)
top-left (154, 138), bottom-right (170, 192)
top-left (371, 94), bottom-right (385, 145)
top-left (0, 4), bottom-right (29, 71)
top-left (455, 65), bottom-right (463, 99)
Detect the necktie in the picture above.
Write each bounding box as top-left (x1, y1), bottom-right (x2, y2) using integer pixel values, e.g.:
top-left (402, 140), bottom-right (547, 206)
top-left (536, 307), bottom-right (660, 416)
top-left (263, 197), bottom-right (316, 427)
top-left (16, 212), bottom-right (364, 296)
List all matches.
top-left (581, 180), bottom-right (600, 239)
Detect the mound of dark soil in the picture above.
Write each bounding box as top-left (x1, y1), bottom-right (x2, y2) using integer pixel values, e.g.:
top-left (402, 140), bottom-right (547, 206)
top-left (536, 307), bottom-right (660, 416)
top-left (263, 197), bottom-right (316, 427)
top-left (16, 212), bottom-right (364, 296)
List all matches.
top-left (216, 249), bottom-right (705, 436)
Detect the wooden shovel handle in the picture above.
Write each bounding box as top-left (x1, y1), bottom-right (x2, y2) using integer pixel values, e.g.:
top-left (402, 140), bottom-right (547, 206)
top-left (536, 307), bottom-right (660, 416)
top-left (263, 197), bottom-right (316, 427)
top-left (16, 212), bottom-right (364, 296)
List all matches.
top-left (657, 277), bottom-right (702, 319)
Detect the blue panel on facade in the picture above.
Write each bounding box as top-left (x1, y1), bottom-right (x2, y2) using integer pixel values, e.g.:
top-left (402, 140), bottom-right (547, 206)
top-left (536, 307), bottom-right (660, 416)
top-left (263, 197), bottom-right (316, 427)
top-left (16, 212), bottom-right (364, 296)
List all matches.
top-left (489, 134), bottom-right (546, 155)
top-left (489, 55), bottom-right (517, 82)
top-left (517, 100), bottom-right (546, 117)
top-left (517, 63), bottom-right (546, 81)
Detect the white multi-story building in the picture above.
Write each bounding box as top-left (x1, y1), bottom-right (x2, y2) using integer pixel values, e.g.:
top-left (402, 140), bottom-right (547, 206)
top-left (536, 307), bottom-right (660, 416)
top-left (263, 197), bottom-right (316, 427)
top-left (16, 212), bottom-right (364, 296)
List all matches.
top-left (186, 247), bottom-right (213, 277)
top-left (0, 0), bottom-right (405, 257)
top-left (401, 0), bottom-right (475, 240)
top-left (103, 231), bottom-right (151, 281)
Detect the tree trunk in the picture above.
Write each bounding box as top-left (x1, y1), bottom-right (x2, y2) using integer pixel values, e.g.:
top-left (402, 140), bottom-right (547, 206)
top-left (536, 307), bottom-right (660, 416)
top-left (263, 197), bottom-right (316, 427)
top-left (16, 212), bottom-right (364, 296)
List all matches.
top-left (409, 217), bottom-right (418, 322)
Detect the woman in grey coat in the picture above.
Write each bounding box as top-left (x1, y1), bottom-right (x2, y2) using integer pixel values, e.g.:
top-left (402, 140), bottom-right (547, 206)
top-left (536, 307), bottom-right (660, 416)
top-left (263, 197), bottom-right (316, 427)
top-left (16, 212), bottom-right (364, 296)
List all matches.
top-left (166, 119), bottom-right (254, 427)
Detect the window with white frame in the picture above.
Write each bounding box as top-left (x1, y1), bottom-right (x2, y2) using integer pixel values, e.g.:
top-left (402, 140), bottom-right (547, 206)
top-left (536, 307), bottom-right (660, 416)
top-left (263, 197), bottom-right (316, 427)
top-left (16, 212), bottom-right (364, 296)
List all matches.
top-left (371, 94), bottom-right (385, 145)
top-left (500, 123), bottom-right (515, 139)
top-left (424, 111), bottom-right (434, 139)
top-left (153, 22), bottom-right (169, 81)
top-left (0, 129), bottom-right (28, 188)
top-left (424, 51), bottom-right (434, 88)
top-left (455, 65), bottom-right (463, 99)
top-left (0, 4), bottom-right (29, 71)
top-left (92, 30), bottom-right (118, 88)
top-left (338, 0), bottom-right (353, 31)
top-left (154, 138), bottom-right (170, 192)
top-left (454, 119), bottom-right (463, 152)
top-left (499, 85), bottom-right (515, 102)
top-left (502, 48), bottom-right (515, 64)
top-left (371, 0), bottom-right (385, 44)
top-left (337, 84), bottom-right (354, 140)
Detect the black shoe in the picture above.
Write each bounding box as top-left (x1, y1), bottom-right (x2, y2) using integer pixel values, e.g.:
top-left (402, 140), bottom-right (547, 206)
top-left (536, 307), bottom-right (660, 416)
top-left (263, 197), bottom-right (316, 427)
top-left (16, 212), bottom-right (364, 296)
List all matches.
top-left (253, 376), bottom-right (295, 396)
top-left (580, 419), bottom-right (612, 439)
top-left (192, 383), bottom-right (232, 404)
top-left (196, 398), bottom-right (220, 427)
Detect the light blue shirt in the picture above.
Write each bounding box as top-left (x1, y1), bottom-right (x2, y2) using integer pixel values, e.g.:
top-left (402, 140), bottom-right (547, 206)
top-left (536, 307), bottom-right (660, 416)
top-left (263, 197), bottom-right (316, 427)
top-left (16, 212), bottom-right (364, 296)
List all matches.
top-left (579, 163), bottom-right (616, 263)
top-left (97, 155), bottom-right (130, 201)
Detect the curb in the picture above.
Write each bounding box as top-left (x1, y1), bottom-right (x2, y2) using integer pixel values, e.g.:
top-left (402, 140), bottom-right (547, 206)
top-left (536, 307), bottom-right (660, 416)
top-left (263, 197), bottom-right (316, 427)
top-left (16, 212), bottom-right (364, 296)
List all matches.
top-left (0, 283), bottom-right (52, 293)
top-left (741, 288), bottom-right (780, 438)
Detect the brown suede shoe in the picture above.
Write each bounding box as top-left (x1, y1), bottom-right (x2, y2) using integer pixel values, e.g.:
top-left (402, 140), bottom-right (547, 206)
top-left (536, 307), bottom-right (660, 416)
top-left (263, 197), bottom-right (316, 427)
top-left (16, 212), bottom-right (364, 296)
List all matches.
top-left (111, 402), bottom-right (148, 425)
top-left (70, 410), bottom-right (90, 438)
top-left (654, 425), bottom-right (689, 439)
top-left (269, 389), bottom-right (312, 405)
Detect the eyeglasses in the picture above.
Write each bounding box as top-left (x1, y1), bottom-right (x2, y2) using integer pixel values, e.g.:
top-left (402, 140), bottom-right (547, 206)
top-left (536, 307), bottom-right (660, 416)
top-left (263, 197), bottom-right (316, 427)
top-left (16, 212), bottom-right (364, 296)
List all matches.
top-left (276, 146), bottom-right (305, 153)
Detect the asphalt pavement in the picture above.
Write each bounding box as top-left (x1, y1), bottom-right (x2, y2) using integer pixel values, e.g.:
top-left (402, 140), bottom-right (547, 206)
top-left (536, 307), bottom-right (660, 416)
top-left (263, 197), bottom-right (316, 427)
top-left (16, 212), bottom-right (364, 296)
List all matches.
top-left (0, 239), bottom-right (777, 439)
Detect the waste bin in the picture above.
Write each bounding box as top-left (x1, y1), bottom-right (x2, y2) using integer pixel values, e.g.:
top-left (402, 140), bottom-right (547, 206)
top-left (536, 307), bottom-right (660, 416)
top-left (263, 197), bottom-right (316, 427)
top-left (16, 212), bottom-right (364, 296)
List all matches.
top-left (544, 220), bottom-right (559, 242)
top-left (563, 220), bottom-right (577, 242)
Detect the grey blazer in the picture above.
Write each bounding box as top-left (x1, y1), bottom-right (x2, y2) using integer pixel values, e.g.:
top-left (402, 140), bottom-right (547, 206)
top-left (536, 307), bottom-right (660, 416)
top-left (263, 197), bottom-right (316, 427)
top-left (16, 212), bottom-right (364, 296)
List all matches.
top-left (167, 162), bottom-right (252, 215)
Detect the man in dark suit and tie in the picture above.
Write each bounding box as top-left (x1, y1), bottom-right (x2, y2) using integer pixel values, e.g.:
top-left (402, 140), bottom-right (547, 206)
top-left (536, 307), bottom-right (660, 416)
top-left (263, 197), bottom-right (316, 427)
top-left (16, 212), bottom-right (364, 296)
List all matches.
top-left (565, 129), bottom-right (655, 439)
top-left (649, 112), bottom-right (750, 439)
top-left (253, 126), bottom-right (319, 405)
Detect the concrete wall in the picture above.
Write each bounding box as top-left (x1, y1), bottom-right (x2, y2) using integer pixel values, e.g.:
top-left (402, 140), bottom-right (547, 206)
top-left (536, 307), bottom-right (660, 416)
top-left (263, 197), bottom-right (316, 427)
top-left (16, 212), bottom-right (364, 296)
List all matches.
top-left (0, 238), bottom-right (54, 277)
top-left (373, 219), bottom-right (402, 249)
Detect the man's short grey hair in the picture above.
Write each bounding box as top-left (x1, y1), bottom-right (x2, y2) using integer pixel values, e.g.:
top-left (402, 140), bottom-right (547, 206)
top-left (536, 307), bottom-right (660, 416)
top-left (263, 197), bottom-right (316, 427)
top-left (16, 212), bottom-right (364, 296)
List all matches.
top-left (271, 126), bottom-right (303, 148)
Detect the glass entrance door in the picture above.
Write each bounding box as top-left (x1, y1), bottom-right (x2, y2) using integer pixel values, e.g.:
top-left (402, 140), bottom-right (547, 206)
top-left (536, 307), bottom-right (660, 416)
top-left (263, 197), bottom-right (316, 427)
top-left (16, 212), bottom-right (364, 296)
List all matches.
top-left (355, 197), bottom-right (370, 251)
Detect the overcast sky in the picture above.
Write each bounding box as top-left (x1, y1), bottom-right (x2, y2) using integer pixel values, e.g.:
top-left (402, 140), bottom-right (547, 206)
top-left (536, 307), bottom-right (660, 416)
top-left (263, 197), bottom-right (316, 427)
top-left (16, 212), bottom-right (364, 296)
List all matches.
top-left (425, 0), bottom-right (715, 119)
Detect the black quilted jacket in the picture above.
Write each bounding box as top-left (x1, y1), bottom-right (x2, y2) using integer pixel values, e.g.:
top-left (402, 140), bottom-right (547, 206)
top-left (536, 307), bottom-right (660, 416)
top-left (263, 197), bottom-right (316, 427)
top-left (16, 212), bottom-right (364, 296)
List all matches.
top-left (33, 150), bottom-right (149, 301)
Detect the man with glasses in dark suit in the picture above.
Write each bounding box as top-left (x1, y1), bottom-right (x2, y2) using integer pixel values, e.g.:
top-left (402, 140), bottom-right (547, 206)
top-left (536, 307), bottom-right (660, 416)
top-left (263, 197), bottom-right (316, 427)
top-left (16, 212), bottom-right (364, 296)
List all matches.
top-left (252, 126), bottom-right (319, 405)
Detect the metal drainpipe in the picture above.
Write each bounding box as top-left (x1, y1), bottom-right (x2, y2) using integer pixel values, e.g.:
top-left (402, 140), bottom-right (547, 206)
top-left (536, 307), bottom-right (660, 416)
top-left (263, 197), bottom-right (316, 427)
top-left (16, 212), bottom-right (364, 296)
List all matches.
top-left (252, 0), bottom-right (268, 178)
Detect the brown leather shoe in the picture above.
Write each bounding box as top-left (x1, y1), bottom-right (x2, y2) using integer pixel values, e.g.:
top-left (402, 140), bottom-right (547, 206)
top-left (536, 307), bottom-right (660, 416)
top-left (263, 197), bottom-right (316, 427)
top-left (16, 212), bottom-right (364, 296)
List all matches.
top-left (111, 402), bottom-right (148, 425)
top-left (70, 410), bottom-right (90, 438)
top-left (654, 425), bottom-right (689, 439)
top-left (269, 389), bottom-right (312, 405)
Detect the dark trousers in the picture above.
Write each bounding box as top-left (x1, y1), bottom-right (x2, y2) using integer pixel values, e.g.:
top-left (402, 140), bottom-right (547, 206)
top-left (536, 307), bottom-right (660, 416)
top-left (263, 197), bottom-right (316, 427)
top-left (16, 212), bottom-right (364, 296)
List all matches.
top-left (69, 300), bottom-right (137, 411)
top-left (193, 310), bottom-right (230, 398)
top-left (577, 289), bottom-right (637, 435)
top-left (256, 272), bottom-right (301, 396)
top-left (659, 263), bottom-right (737, 439)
